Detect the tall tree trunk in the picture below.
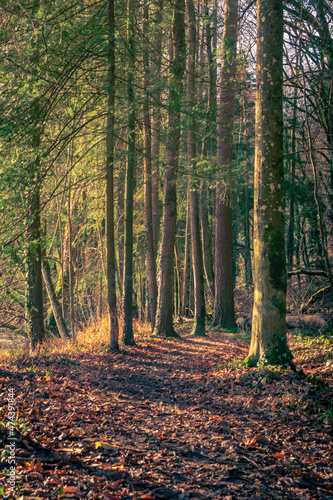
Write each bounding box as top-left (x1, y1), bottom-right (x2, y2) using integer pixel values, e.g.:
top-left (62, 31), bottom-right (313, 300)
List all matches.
top-left (199, 0), bottom-right (217, 300)
top-left (199, 182), bottom-right (215, 298)
top-left (152, 0), bottom-right (163, 260)
top-left (187, 0), bottom-right (206, 336)
top-left (214, 0), bottom-right (238, 327)
top-left (68, 190), bottom-right (75, 339)
top-left (143, 3), bottom-right (158, 330)
top-left (287, 51), bottom-right (299, 270)
top-left (154, 0), bottom-right (186, 337)
top-left (240, 96), bottom-right (253, 286)
top-left (117, 166), bottom-right (125, 298)
top-left (244, 182), bottom-right (253, 286)
top-left (181, 189), bottom-right (190, 318)
top-left (247, 0), bottom-right (294, 368)
top-left (122, 0), bottom-right (136, 345)
top-left (174, 244), bottom-right (182, 319)
top-left (106, 0), bottom-right (119, 350)
top-left (205, 0), bottom-right (217, 158)
top-left (26, 183), bottom-right (45, 347)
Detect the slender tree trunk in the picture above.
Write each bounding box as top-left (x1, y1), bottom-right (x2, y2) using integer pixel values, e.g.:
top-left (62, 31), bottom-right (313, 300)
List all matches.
top-left (123, 0), bottom-right (136, 345)
top-left (98, 274), bottom-right (103, 318)
top-left (152, 0), bottom-right (163, 260)
top-left (287, 84), bottom-right (298, 269)
top-left (154, 0), bottom-right (185, 337)
top-left (205, 0), bottom-right (217, 158)
top-left (174, 244), bottom-right (182, 319)
top-left (199, 182), bottom-right (215, 297)
top-left (240, 96), bottom-right (253, 286)
top-left (26, 183), bottom-right (45, 347)
top-left (187, 0), bottom-right (206, 336)
top-left (117, 167), bottom-right (125, 297)
top-left (199, 0), bottom-right (217, 300)
top-left (68, 191), bottom-right (75, 339)
top-left (244, 182), bottom-right (253, 286)
top-left (181, 190), bottom-right (190, 318)
top-left (247, 0), bottom-right (293, 368)
top-left (42, 259), bottom-right (69, 340)
top-left (106, 0), bottom-right (119, 350)
top-left (143, 3), bottom-right (158, 330)
top-left (214, 0), bottom-right (238, 327)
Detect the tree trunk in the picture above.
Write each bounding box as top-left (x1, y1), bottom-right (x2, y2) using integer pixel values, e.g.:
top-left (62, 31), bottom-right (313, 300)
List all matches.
top-left (154, 0), bottom-right (185, 337)
top-left (187, 0), bottom-right (206, 336)
top-left (143, 3), bottom-right (158, 330)
top-left (152, 0), bottom-right (163, 260)
top-left (214, 0), bottom-right (238, 327)
top-left (199, 0), bottom-right (217, 300)
top-left (205, 0), bottom-right (217, 158)
top-left (117, 167), bottom-right (125, 298)
top-left (68, 190), bottom-right (75, 339)
top-left (247, 0), bottom-right (294, 368)
top-left (122, 0), bottom-right (136, 345)
top-left (199, 182), bottom-right (215, 298)
top-left (287, 83), bottom-right (298, 269)
top-left (174, 244), bottom-right (182, 319)
top-left (26, 184), bottom-right (45, 348)
top-left (106, 0), bottom-right (119, 350)
top-left (244, 183), bottom-right (253, 286)
top-left (181, 189), bottom-right (190, 318)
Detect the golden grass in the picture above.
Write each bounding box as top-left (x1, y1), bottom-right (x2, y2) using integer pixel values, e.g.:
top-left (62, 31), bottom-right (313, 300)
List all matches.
top-left (0, 316), bottom-right (155, 366)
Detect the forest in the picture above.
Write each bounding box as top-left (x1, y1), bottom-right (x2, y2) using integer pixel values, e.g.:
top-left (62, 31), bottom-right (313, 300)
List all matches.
top-left (0, 0), bottom-right (333, 499)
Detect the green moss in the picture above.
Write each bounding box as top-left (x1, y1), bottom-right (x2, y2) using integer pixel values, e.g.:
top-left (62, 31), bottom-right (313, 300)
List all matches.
top-left (192, 320), bottom-right (206, 337)
top-left (244, 346), bottom-right (295, 370)
top-left (263, 224), bottom-right (286, 292)
top-left (272, 296), bottom-right (286, 317)
top-left (244, 355), bottom-right (258, 367)
top-left (265, 348), bottom-right (295, 369)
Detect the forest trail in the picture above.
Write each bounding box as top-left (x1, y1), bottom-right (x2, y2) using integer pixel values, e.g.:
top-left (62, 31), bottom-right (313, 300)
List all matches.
top-left (0, 325), bottom-right (333, 499)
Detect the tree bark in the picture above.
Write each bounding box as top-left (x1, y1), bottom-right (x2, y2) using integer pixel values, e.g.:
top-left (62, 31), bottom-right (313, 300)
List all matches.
top-left (199, 0), bottom-right (217, 300)
top-left (199, 182), bottom-right (215, 298)
top-left (181, 189), bottom-right (190, 318)
top-left (244, 182), bottom-right (253, 286)
top-left (26, 184), bottom-right (45, 348)
top-left (214, 0), bottom-right (238, 327)
top-left (187, 0), bottom-right (206, 336)
top-left (152, 0), bottom-right (163, 260)
top-left (122, 0), bottom-right (136, 346)
top-left (68, 190), bottom-right (75, 339)
top-left (287, 84), bottom-right (298, 269)
top-left (154, 0), bottom-right (185, 337)
top-left (143, 3), bottom-right (158, 330)
top-left (247, 0), bottom-right (294, 368)
top-left (106, 0), bottom-right (119, 350)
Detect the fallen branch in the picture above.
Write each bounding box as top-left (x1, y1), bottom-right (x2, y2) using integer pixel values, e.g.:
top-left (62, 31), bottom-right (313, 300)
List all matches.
top-left (288, 268), bottom-right (328, 277)
top-left (301, 286), bottom-right (331, 314)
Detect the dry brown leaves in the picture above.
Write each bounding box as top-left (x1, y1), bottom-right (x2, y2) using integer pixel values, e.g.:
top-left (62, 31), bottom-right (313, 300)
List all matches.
top-left (0, 324), bottom-right (332, 499)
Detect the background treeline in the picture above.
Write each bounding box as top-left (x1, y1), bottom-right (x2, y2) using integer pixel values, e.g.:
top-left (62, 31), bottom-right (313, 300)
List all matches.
top-left (0, 0), bottom-right (332, 347)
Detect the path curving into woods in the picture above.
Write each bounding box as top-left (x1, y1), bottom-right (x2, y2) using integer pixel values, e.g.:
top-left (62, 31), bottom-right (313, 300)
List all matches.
top-left (0, 326), bottom-right (332, 499)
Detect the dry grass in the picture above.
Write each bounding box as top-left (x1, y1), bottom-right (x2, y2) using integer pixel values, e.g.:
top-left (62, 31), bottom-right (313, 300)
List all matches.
top-left (0, 316), bottom-right (155, 367)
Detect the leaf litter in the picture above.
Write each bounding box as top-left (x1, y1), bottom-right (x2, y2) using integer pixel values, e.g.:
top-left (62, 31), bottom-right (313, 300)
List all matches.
top-left (0, 324), bottom-right (333, 499)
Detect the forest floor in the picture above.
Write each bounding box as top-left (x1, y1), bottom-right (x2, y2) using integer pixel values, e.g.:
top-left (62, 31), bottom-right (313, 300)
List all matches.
top-left (0, 320), bottom-right (333, 500)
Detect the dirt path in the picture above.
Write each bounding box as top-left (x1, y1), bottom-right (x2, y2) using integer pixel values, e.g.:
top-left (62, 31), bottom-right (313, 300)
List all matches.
top-left (0, 328), bottom-right (332, 499)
